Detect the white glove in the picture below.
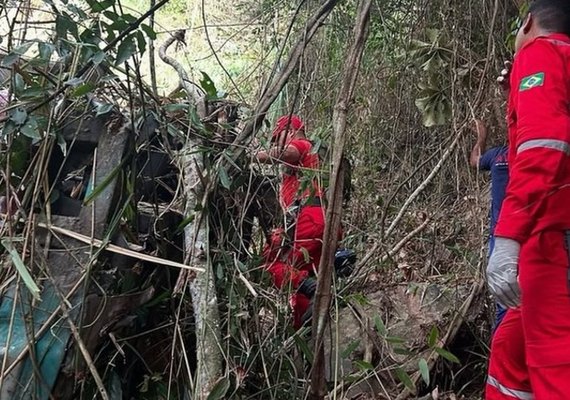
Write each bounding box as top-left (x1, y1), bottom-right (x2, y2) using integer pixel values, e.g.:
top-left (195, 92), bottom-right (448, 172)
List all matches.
top-left (486, 237), bottom-right (521, 308)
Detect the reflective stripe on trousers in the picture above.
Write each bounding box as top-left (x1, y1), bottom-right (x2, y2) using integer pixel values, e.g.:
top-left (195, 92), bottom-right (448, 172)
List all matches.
top-left (487, 375), bottom-right (533, 400)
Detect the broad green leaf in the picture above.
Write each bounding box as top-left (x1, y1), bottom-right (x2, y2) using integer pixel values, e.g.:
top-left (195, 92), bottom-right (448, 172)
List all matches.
top-left (9, 108), bottom-right (27, 125)
top-left (20, 116), bottom-right (41, 140)
top-left (435, 347), bottom-right (460, 364)
top-left (418, 358), bottom-right (430, 385)
top-left (1, 42), bottom-right (34, 67)
top-left (395, 367), bottom-right (415, 392)
top-left (38, 42), bottom-right (55, 61)
top-left (218, 166), bottom-right (231, 189)
top-left (341, 339), bottom-right (360, 358)
top-left (115, 35), bottom-right (137, 65)
top-left (135, 30), bottom-right (146, 55)
top-left (2, 238), bottom-right (41, 300)
top-left (86, 0), bottom-right (115, 12)
top-left (92, 51), bottom-right (106, 65)
top-left (374, 315), bottom-right (387, 336)
top-left (428, 325), bottom-right (438, 347)
top-left (199, 71), bottom-right (218, 98)
top-left (1, 53), bottom-right (21, 68)
top-left (141, 24), bottom-right (157, 40)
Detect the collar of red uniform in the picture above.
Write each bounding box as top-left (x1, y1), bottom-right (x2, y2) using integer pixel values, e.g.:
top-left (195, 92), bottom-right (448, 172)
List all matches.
top-left (522, 32), bottom-right (570, 51)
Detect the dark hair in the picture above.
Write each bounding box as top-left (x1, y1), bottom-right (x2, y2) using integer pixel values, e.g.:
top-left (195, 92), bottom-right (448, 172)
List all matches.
top-left (530, 0), bottom-right (570, 35)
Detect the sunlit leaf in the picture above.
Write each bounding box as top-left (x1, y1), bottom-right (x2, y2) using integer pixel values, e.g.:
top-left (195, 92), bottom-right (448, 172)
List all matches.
top-left (419, 358), bottom-right (430, 385)
top-left (200, 71), bottom-right (218, 98)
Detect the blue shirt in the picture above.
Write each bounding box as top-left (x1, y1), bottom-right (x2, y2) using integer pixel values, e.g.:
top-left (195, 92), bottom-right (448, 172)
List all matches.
top-left (479, 146), bottom-right (509, 251)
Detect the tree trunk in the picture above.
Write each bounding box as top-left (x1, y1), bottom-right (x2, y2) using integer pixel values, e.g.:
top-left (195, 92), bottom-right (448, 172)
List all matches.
top-left (159, 31), bottom-right (221, 398)
top-left (309, 1), bottom-right (372, 398)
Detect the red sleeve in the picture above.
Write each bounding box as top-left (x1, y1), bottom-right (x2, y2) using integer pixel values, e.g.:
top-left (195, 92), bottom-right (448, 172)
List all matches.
top-left (494, 39), bottom-right (570, 242)
top-left (288, 139), bottom-right (311, 161)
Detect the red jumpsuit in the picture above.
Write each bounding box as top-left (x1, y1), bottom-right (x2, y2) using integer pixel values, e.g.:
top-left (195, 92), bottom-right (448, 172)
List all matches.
top-left (263, 138), bottom-right (325, 328)
top-left (486, 33), bottom-right (570, 400)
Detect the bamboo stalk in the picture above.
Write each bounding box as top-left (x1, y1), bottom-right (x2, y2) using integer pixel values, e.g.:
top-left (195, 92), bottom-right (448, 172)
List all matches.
top-left (36, 222), bottom-right (205, 272)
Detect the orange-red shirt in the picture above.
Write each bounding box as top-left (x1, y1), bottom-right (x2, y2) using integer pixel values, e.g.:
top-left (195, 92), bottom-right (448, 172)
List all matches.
top-left (495, 33), bottom-right (570, 242)
top-left (280, 139), bottom-right (322, 209)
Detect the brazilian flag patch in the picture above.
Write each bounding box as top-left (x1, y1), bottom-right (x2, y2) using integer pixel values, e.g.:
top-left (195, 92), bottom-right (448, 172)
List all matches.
top-left (519, 72), bottom-right (545, 91)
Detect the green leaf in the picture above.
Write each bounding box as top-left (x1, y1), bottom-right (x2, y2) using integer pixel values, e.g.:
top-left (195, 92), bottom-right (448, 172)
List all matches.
top-left (418, 358), bottom-right (430, 385)
top-left (385, 336), bottom-right (406, 344)
top-left (199, 71), bottom-right (218, 98)
top-left (1, 42), bottom-right (34, 67)
top-left (115, 35), bottom-right (137, 65)
top-left (38, 42), bottom-right (55, 61)
top-left (135, 31), bottom-right (146, 55)
top-left (374, 315), bottom-right (387, 336)
top-left (20, 116), bottom-right (41, 140)
top-left (393, 347), bottom-right (412, 356)
top-left (1, 53), bottom-right (20, 68)
top-left (9, 108), bottom-right (27, 125)
top-left (341, 339), bottom-right (360, 358)
top-left (73, 83), bottom-right (95, 97)
top-left (218, 166), bottom-right (231, 189)
top-left (395, 367), bottom-right (415, 392)
top-left (92, 51), bottom-right (106, 65)
top-left (141, 24), bottom-right (157, 40)
top-left (292, 333), bottom-right (313, 362)
top-left (86, 0), bottom-right (115, 12)
top-left (435, 347), bottom-right (460, 364)
top-left (428, 325), bottom-right (438, 347)
top-left (354, 360), bottom-right (374, 371)
top-left (2, 238), bottom-right (41, 300)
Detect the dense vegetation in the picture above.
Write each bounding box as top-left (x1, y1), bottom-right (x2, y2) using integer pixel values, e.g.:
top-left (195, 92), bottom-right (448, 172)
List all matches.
top-left (0, 0), bottom-right (522, 398)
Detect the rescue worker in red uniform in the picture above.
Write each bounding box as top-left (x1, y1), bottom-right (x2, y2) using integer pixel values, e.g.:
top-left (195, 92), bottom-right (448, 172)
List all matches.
top-left (256, 115), bottom-right (325, 329)
top-left (486, 1), bottom-right (570, 399)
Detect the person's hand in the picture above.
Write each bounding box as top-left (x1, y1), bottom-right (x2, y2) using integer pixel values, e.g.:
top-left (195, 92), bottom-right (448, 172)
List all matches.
top-left (486, 237), bottom-right (521, 308)
top-left (497, 60), bottom-right (512, 93)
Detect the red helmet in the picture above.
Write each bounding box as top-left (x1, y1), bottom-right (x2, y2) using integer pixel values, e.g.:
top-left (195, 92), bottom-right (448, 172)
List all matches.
top-left (271, 114), bottom-right (304, 140)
